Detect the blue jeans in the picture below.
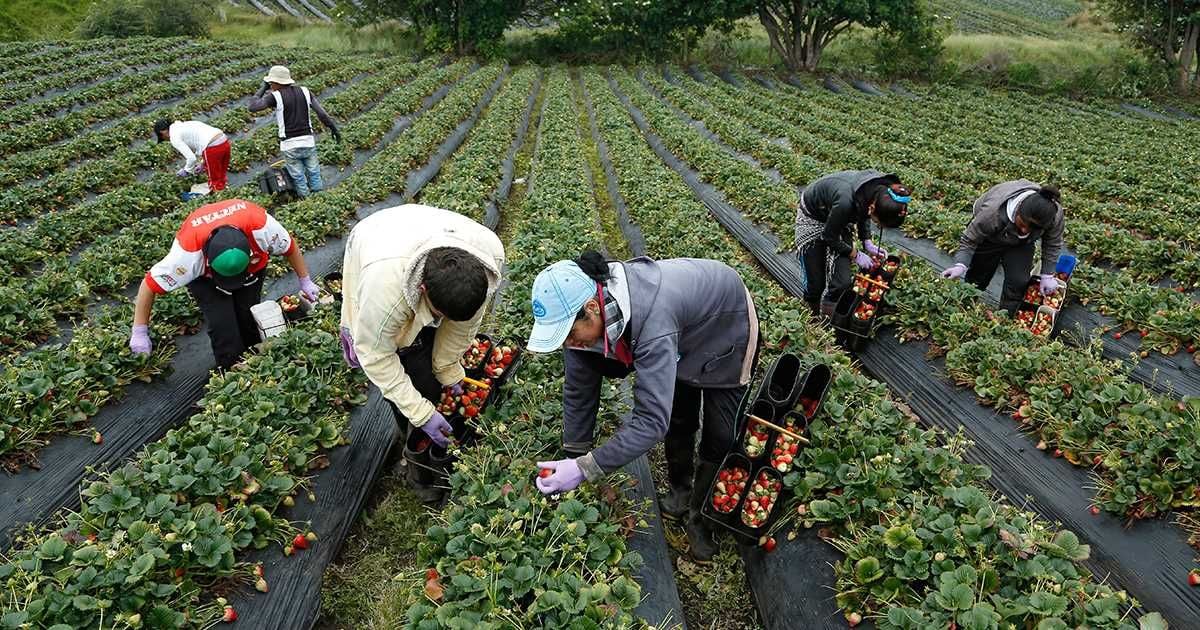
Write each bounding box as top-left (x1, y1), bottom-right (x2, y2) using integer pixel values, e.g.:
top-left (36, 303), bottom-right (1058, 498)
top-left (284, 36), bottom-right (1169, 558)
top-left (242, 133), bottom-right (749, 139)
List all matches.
top-left (283, 146), bottom-right (323, 198)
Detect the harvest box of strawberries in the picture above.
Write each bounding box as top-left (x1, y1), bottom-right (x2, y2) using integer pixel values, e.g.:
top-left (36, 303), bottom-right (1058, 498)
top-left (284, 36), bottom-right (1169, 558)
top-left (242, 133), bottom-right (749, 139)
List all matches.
top-left (433, 334), bottom-right (522, 443)
top-left (1016, 266), bottom-right (1072, 338)
top-left (701, 363), bottom-right (829, 543)
top-left (836, 254), bottom-right (900, 343)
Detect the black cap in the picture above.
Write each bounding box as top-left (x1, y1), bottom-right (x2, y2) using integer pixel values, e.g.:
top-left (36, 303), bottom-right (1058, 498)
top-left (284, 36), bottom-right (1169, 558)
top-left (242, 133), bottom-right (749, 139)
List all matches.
top-left (153, 119), bottom-right (171, 143)
top-left (203, 226), bottom-right (255, 293)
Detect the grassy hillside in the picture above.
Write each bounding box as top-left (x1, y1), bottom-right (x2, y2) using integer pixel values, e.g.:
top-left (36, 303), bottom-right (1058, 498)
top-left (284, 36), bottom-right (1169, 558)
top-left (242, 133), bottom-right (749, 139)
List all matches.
top-left (0, 0), bottom-right (96, 41)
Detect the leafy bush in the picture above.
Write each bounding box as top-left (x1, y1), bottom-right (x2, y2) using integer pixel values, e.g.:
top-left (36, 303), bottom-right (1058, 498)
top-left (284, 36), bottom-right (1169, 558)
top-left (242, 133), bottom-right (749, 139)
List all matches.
top-left (78, 0), bottom-right (213, 39)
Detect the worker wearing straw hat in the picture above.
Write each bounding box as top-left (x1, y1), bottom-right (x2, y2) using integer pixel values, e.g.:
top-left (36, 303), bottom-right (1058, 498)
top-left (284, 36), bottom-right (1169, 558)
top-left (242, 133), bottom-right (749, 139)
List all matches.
top-left (248, 65), bottom-right (341, 198)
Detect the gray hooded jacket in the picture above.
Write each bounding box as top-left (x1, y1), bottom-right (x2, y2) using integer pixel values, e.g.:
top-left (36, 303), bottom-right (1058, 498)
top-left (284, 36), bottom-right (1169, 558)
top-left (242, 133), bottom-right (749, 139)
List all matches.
top-left (953, 179), bottom-right (1066, 275)
top-left (564, 257), bottom-right (758, 480)
top-left (799, 169), bottom-right (898, 255)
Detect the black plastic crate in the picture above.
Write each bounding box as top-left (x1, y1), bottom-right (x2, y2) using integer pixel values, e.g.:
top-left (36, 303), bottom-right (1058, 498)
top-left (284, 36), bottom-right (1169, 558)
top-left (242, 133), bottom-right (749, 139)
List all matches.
top-left (701, 453), bottom-right (789, 544)
top-left (321, 272), bottom-right (343, 302)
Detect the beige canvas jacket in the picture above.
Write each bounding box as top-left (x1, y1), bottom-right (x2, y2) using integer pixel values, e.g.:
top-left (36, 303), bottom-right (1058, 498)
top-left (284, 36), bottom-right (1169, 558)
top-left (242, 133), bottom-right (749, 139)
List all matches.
top-left (340, 204), bottom-right (505, 426)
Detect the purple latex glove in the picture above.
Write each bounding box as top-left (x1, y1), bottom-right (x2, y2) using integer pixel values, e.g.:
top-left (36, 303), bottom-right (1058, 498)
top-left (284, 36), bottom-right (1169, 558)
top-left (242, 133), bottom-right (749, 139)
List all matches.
top-left (338, 326), bottom-right (360, 368)
top-left (129, 324), bottom-right (152, 355)
top-left (190, 162), bottom-right (205, 175)
top-left (535, 458), bottom-right (585, 495)
top-left (1039, 274), bottom-right (1059, 296)
top-left (853, 251), bottom-right (874, 271)
top-left (942, 264), bottom-right (967, 280)
top-left (863, 240), bottom-right (887, 259)
top-left (449, 382), bottom-right (464, 397)
top-left (176, 168), bottom-right (190, 177)
top-left (421, 411), bottom-right (453, 448)
top-left (298, 275), bottom-right (320, 302)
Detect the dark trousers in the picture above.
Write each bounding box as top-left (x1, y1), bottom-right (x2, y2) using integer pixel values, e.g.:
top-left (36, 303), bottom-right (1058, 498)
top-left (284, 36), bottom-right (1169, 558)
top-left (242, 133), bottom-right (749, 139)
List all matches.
top-left (666, 383), bottom-right (747, 465)
top-left (800, 241), bottom-right (852, 308)
top-left (188, 272), bottom-right (263, 370)
top-left (965, 240), bottom-right (1035, 313)
top-left (385, 327), bottom-right (444, 440)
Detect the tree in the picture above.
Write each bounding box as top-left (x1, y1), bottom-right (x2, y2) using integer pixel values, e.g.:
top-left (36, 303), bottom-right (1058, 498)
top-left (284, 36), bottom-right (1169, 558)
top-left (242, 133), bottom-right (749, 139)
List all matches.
top-left (753, 0), bottom-right (924, 72)
top-left (1100, 0), bottom-right (1199, 94)
top-left (355, 0), bottom-right (547, 56)
top-left (553, 0), bottom-right (751, 59)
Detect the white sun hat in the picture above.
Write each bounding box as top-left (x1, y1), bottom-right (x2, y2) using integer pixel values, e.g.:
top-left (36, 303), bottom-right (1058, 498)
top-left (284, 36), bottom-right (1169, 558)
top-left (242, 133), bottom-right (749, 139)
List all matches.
top-left (263, 65), bottom-right (295, 85)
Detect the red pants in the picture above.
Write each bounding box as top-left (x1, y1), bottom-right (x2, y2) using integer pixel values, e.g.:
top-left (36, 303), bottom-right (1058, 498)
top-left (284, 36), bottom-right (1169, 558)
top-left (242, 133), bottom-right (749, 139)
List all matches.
top-left (203, 140), bottom-right (230, 192)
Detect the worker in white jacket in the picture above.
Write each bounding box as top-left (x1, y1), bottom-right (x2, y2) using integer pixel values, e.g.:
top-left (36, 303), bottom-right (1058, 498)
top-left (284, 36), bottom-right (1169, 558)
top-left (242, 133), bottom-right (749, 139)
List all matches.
top-left (154, 119), bottom-right (230, 192)
top-left (339, 205), bottom-right (505, 497)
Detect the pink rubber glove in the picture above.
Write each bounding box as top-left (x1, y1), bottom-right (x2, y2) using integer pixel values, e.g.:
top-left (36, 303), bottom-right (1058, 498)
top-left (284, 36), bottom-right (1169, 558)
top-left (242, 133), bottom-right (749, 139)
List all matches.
top-left (854, 251), bottom-right (874, 271)
top-left (1039, 274), bottom-right (1059, 296)
top-left (942, 264), bottom-right (967, 280)
top-left (298, 276), bottom-right (320, 302)
top-left (129, 325), bottom-right (152, 355)
top-left (338, 326), bottom-right (360, 368)
top-left (863, 240), bottom-right (887, 258)
top-left (421, 411), bottom-right (453, 448)
top-left (535, 459), bottom-right (585, 495)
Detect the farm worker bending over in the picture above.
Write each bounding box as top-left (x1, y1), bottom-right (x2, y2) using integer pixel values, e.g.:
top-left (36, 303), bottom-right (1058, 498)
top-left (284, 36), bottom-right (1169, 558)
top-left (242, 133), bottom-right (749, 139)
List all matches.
top-left (338, 205), bottom-right (505, 501)
top-left (794, 170), bottom-right (910, 316)
top-left (248, 65), bottom-right (341, 198)
top-left (129, 198), bottom-right (319, 369)
top-left (941, 181), bottom-right (1065, 313)
top-left (154, 119), bottom-right (230, 192)
top-left (527, 252), bottom-right (760, 562)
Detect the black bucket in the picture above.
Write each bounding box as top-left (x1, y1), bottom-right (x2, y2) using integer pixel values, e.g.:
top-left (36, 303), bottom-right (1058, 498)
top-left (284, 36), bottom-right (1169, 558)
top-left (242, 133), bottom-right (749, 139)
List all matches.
top-left (403, 430), bottom-right (436, 488)
top-left (794, 364), bottom-right (832, 420)
top-left (755, 353), bottom-right (803, 410)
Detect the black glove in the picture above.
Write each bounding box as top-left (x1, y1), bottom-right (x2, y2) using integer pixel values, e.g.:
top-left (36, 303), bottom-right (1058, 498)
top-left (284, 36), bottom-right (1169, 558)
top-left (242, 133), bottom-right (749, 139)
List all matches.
top-left (331, 127), bottom-right (342, 144)
top-left (255, 81), bottom-right (269, 98)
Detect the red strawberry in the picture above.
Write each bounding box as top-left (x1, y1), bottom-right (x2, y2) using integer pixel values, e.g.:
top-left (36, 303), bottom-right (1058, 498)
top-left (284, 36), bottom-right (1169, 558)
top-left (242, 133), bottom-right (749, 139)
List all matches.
top-left (253, 564), bottom-right (264, 578)
top-left (1189, 571), bottom-right (1200, 587)
top-left (1188, 344), bottom-right (1196, 354)
top-left (426, 568), bottom-right (439, 581)
top-left (222, 606), bottom-right (237, 623)
top-left (761, 536), bottom-right (777, 552)
top-left (1113, 332), bottom-right (1122, 340)
top-left (538, 468), bottom-right (553, 478)
top-left (846, 612), bottom-right (862, 627)
top-left (1052, 448), bottom-right (1063, 458)
top-left (1089, 506), bottom-right (1101, 515)
top-left (1092, 455), bottom-right (1103, 466)
top-left (292, 534), bottom-right (309, 550)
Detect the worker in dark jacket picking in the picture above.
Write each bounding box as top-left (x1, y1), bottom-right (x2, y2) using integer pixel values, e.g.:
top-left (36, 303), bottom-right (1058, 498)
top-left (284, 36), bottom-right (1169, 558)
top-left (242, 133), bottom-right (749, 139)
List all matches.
top-left (795, 170), bottom-right (911, 315)
top-left (941, 181), bottom-right (1065, 313)
top-left (129, 198), bottom-right (319, 369)
top-left (154, 119), bottom-right (230, 192)
top-left (248, 65), bottom-right (341, 198)
top-left (528, 252), bottom-right (760, 562)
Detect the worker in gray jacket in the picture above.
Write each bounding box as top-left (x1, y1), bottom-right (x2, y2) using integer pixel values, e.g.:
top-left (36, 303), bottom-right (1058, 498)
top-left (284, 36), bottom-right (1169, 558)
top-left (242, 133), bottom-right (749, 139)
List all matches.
top-left (527, 252), bottom-right (760, 562)
top-left (941, 180), bottom-right (1065, 312)
top-left (248, 65), bottom-right (341, 198)
top-left (795, 170), bottom-right (911, 315)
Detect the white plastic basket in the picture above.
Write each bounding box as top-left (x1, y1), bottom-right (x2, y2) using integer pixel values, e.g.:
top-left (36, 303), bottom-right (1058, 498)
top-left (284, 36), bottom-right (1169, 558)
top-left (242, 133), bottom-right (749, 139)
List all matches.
top-left (251, 301), bottom-right (288, 341)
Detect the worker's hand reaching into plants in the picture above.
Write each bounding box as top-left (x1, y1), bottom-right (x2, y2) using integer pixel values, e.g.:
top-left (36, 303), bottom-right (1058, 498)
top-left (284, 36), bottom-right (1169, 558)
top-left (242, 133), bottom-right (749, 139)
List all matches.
top-left (129, 325), bottom-right (152, 356)
top-left (1039, 274), bottom-right (1059, 296)
top-left (853, 251), bottom-right (874, 271)
top-left (449, 382), bottom-right (464, 397)
top-left (421, 412), bottom-right (454, 448)
top-left (535, 459), bottom-right (585, 495)
top-left (297, 276), bottom-right (320, 302)
top-left (338, 326), bottom-right (360, 368)
top-left (190, 162), bottom-right (205, 175)
top-left (941, 264), bottom-right (967, 280)
top-left (863, 240), bottom-right (887, 259)
top-left (176, 168), bottom-right (190, 178)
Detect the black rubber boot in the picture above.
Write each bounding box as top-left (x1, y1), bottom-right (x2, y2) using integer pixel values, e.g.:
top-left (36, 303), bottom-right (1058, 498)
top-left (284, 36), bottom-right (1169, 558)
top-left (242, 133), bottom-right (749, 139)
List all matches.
top-left (659, 438), bottom-right (695, 520)
top-left (685, 460), bottom-right (721, 563)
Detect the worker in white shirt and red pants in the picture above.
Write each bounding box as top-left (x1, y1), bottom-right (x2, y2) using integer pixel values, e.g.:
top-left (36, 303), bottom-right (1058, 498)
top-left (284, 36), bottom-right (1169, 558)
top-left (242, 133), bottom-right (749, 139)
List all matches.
top-left (154, 119), bottom-right (230, 192)
top-left (128, 198), bottom-right (320, 370)
top-left (248, 65), bottom-right (341, 198)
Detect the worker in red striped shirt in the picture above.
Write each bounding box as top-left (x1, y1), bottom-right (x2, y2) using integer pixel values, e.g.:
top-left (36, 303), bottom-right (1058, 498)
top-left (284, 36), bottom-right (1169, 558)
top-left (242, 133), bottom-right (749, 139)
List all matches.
top-left (129, 198), bottom-right (320, 369)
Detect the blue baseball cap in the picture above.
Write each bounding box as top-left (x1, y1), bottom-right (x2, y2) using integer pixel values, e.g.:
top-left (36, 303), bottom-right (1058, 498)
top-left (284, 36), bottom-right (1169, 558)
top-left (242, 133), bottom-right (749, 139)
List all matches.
top-left (527, 260), bottom-right (597, 353)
